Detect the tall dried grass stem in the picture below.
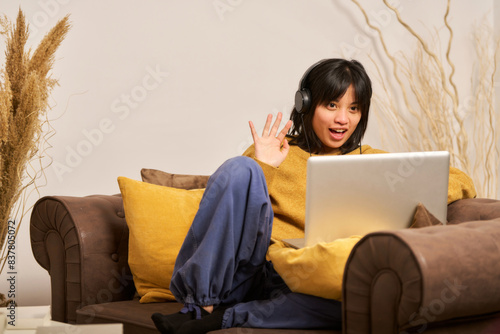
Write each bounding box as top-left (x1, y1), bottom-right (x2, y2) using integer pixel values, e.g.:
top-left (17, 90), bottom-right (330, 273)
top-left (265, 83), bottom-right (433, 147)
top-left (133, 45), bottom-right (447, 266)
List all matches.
top-left (0, 8), bottom-right (70, 271)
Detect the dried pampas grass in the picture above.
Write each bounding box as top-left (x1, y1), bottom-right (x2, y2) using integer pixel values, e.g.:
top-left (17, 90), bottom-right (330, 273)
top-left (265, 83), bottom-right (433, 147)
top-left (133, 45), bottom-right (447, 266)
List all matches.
top-left (351, 0), bottom-right (498, 198)
top-left (0, 9), bottom-right (70, 272)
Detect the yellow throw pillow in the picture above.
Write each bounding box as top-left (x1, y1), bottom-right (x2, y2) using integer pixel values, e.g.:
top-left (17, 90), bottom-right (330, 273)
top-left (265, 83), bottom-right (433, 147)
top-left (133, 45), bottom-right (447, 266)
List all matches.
top-left (117, 176), bottom-right (204, 303)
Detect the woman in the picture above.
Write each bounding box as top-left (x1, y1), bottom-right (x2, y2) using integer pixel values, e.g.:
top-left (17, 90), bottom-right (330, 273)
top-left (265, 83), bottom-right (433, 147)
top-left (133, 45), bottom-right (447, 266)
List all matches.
top-left (152, 59), bottom-right (476, 333)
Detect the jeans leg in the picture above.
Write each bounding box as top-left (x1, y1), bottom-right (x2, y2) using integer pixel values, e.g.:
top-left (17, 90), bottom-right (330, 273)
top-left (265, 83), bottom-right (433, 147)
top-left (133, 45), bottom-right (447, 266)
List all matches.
top-left (222, 293), bottom-right (342, 330)
top-left (169, 156), bottom-right (273, 307)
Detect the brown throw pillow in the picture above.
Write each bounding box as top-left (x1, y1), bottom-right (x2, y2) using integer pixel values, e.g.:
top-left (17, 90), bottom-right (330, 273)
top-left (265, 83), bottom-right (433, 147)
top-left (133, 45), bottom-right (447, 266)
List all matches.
top-left (447, 198), bottom-right (500, 224)
top-left (409, 203), bottom-right (444, 228)
top-left (141, 168), bottom-right (210, 190)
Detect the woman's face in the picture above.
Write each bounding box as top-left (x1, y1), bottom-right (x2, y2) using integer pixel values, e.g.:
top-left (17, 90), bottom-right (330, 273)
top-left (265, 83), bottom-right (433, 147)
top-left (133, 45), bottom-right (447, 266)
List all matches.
top-left (312, 84), bottom-right (361, 155)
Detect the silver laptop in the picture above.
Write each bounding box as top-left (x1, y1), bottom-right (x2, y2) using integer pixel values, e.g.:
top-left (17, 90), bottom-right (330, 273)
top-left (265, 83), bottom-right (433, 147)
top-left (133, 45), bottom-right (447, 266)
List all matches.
top-left (283, 151), bottom-right (450, 249)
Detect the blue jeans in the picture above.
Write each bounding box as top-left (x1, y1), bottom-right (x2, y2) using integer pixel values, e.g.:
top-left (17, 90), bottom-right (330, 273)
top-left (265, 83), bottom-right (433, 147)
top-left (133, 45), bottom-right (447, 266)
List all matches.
top-left (169, 156), bottom-right (341, 329)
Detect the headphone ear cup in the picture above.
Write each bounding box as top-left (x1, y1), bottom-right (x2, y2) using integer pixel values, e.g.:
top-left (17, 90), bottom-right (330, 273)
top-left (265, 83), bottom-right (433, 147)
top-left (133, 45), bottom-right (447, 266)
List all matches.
top-left (295, 88), bottom-right (311, 114)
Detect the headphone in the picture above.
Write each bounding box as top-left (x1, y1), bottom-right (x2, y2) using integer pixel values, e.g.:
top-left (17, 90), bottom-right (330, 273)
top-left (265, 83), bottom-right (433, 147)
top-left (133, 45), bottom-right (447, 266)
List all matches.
top-left (294, 59), bottom-right (329, 114)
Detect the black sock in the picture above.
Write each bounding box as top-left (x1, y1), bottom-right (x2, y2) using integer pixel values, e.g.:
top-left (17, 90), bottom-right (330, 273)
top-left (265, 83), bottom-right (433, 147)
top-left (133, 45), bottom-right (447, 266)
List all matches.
top-left (176, 305), bottom-right (230, 334)
top-left (151, 307), bottom-right (209, 334)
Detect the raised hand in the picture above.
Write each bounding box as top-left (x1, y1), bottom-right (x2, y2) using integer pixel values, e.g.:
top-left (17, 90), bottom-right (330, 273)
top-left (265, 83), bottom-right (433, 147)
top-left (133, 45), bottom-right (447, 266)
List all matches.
top-left (249, 112), bottom-right (293, 168)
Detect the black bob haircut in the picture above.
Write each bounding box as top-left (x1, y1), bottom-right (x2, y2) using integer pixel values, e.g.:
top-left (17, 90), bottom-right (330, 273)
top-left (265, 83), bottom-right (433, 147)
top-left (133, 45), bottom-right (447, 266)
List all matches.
top-left (288, 58), bottom-right (372, 154)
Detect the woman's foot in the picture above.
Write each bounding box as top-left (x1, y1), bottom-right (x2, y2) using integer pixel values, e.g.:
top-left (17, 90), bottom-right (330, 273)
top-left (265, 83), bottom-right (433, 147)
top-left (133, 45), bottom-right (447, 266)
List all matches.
top-left (177, 305), bottom-right (230, 334)
top-left (151, 305), bottom-right (210, 334)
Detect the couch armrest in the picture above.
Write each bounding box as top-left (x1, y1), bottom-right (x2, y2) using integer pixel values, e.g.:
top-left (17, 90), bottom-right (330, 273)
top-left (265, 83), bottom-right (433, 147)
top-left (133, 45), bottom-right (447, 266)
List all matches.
top-left (30, 195), bottom-right (135, 324)
top-left (342, 219), bottom-right (500, 334)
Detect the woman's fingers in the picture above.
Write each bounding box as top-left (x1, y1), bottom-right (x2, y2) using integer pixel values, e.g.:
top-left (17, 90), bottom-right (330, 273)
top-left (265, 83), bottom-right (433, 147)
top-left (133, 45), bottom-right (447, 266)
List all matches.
top-left (261, 114), bottom-right (273, 137)
top-left (260, 112), bottom-right (287, 137)
top-left (281, 137), bottom-right (290, 155)
top-left (268, 112), bottom-right (283, 137)
top-left (276, 120), bottom-right (292, 142)
top-left (249, 120), bottom-right (258, 141)
top-left (250, 112), bottom-right (290, 143)
top-left (248, 113), bottom-right (291, 167)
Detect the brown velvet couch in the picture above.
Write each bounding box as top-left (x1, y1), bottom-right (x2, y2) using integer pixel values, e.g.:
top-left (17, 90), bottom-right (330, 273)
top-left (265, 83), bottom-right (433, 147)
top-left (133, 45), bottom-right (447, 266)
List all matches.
top-left (30, 175), bottom-right (500, 334)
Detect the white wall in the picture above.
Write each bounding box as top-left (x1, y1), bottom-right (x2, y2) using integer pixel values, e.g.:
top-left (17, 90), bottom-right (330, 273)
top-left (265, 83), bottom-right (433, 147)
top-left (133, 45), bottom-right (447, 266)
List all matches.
top-left (0, 0), bottom-right (495, 306)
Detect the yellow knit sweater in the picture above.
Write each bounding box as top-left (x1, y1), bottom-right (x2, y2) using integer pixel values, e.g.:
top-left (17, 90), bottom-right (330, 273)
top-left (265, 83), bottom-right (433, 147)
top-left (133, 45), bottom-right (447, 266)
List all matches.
top-left (242, 143), bottom-right (477, 300)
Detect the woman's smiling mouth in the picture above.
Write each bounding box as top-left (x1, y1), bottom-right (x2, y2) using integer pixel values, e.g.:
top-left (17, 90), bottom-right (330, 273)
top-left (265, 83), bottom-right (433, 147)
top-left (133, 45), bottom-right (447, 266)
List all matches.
top-left (329, 128), bottom-right (347, 140)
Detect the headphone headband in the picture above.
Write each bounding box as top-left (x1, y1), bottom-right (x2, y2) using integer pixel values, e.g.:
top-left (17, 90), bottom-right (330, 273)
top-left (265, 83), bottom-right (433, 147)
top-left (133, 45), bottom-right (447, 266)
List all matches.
top-left (294, 59), bottom-right (329, 114)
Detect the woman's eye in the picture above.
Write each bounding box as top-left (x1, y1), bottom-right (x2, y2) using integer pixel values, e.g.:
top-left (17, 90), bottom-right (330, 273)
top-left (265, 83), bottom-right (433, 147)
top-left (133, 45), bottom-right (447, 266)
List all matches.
top-left (350, 106), bottom-right (359, 113)
top-left (328, 102), bottom-right (337, 109)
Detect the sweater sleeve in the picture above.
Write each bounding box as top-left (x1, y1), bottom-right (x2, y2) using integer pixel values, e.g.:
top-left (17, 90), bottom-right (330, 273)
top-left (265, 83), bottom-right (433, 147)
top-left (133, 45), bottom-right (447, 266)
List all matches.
top-left (447, 167), bottom-right (477, 204)
top-left (267, 237), bottom-right (361, 301)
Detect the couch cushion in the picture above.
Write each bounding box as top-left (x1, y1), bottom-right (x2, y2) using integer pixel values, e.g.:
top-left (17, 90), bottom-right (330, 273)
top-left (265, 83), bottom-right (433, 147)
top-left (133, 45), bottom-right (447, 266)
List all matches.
top-left (141, 168), bottom-right (210, 189)
top-left (117, 176), bottom-right (204, 303)
top-left (77, 299), bottom-right (182, 333)
top-left (76, 300), bottom-right (341, 334)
